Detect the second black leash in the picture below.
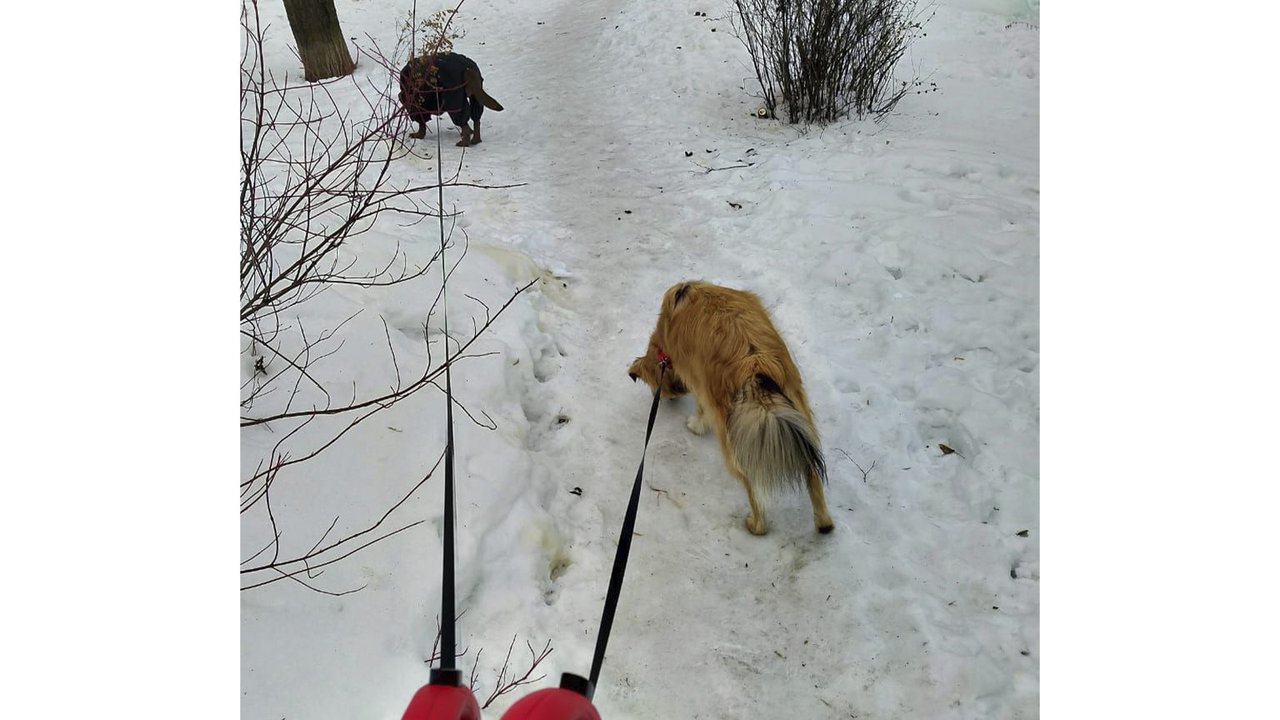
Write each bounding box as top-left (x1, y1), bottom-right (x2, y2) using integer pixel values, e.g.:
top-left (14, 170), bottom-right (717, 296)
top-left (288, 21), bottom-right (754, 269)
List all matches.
top-left (586, 359), bottom-right (669, 694)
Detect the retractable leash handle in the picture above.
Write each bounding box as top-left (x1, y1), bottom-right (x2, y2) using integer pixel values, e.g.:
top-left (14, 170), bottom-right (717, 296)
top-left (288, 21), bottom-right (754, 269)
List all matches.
top-left (402, 669), bottom-right (481, 720)
top-left (499, 673), bottom-right (601, 720)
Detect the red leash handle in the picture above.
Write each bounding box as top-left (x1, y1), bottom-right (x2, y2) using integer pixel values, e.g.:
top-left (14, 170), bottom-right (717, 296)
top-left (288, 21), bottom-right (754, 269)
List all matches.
top-left (500, 673), bottom-right (601, 720)
top-left (401, 683), bottom-right (480, 720)
top-left (499, 688), bottom-right (600, 720)
top-left (402, 668), bottom-right (480, 720)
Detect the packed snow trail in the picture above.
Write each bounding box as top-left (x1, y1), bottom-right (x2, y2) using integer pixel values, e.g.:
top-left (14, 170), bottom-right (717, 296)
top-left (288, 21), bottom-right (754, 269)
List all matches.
top-left (439, 1), bottom-right (1038, 717)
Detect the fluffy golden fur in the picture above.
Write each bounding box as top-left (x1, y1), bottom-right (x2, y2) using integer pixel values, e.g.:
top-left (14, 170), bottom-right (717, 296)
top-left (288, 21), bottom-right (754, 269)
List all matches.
top-left (628, 281), bottom-right (834, 535)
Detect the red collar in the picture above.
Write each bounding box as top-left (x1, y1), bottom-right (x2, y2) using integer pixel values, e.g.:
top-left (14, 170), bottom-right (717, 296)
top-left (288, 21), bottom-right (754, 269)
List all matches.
top-left (656, 348), bottom-right (671, 368)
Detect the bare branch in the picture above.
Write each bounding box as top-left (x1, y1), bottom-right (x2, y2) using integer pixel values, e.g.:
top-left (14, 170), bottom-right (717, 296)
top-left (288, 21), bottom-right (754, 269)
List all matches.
top-left (835, 448), bottom-right (878, 482)
top-left (481, 638), bottom-right (554, 709)
top-left (241, 279), bottom-right (535, 428)
top-left (241, 0), bottom-right (532, 593)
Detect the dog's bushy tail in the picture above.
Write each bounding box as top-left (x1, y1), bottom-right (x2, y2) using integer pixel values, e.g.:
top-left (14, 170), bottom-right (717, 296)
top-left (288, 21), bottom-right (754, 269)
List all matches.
top-left (464, 69), bottom-right (504, 111)
top-left (728, 373), bottom-right (826, 494)
top-left (477, 89), bottom-right (504, 111)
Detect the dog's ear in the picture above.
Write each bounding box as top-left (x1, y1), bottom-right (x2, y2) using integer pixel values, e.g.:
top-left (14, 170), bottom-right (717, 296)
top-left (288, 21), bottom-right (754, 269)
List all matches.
top-left (673, 282), bottom-right (691, 306)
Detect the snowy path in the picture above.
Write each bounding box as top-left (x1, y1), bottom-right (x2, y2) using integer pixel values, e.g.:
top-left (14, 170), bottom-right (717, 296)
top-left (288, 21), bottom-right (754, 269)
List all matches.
top-left (452, 2), bottom-right (1038, 717)
top-left (241, 1), bottom-right (1039, 718)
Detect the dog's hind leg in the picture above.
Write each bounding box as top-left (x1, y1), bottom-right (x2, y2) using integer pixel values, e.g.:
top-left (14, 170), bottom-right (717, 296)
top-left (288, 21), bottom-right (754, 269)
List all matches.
top-left (718, 431), bottom-right (768, 535)
top-left (740, 469), bottom-right (768, 535)
top-left (470, 95), bottom-right (484, 145)
top-left (807, 469), bottom-right (835, 534)
top-left (458, 96), bottom-right (483, 146)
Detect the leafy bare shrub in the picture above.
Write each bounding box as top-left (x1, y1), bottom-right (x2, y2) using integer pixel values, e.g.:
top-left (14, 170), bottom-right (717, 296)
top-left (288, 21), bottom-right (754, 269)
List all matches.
top-left (732, 0), bottom-right (934, 123)
top-left (400, 7), bottom-right (468, 58)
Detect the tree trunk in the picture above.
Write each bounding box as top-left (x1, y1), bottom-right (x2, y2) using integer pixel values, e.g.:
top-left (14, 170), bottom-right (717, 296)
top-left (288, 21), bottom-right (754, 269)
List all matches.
top-left (282, 0), bottom-right (355, 82)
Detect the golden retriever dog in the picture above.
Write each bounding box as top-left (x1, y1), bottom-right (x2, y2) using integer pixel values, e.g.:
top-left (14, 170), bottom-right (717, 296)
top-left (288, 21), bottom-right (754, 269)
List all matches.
top-left (628, 281), bottom-right (834, 535)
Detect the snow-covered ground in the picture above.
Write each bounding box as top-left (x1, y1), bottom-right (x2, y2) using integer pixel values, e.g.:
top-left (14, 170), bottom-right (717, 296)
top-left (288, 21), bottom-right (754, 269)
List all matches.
top-left (17, 1), bottom-right (1280, 719)
top-left (240, 0), bottom-right (1039, 718)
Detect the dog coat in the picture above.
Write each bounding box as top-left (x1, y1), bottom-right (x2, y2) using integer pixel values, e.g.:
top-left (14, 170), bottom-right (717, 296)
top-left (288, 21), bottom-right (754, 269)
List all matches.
top-left (398, 52), bottom-right (484, 127)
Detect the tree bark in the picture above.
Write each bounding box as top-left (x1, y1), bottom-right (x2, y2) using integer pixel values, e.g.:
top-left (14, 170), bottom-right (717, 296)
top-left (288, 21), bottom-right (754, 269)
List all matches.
top-left (282, 0), bottom-right (355, 82)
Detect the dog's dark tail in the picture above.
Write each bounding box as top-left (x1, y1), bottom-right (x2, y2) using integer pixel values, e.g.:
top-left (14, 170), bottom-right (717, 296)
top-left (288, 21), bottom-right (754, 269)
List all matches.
top-left (728, 373), bottom-right (826, 495)
top-left (464, 69), bottom-right (504, 111)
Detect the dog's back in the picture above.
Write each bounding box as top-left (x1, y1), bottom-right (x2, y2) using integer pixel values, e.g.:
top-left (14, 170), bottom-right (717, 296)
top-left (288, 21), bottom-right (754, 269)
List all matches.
top-left (657, 282), bottom-right (809, 417)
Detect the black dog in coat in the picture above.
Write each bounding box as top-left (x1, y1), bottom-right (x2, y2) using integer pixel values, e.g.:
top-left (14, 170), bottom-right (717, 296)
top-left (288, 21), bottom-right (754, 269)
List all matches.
top-left (398, 52), bottom-right (503, 146)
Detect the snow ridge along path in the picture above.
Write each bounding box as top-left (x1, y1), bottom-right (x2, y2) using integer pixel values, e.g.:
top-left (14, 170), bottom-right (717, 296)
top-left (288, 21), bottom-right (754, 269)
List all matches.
top-left (240, 1), bottom-right (1039, 718)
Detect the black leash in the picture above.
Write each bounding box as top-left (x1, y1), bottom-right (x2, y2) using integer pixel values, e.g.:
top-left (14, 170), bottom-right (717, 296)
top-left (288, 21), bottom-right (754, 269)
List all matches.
top-left (587, 359), bottom-right (669, 693)
top-left (430, 105), bottom-right (462, 685)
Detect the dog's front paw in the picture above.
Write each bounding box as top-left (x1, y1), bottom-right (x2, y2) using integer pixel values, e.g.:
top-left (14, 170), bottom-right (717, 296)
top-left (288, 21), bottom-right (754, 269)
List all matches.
top-left (686, 415), bottom-right (709, 435)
